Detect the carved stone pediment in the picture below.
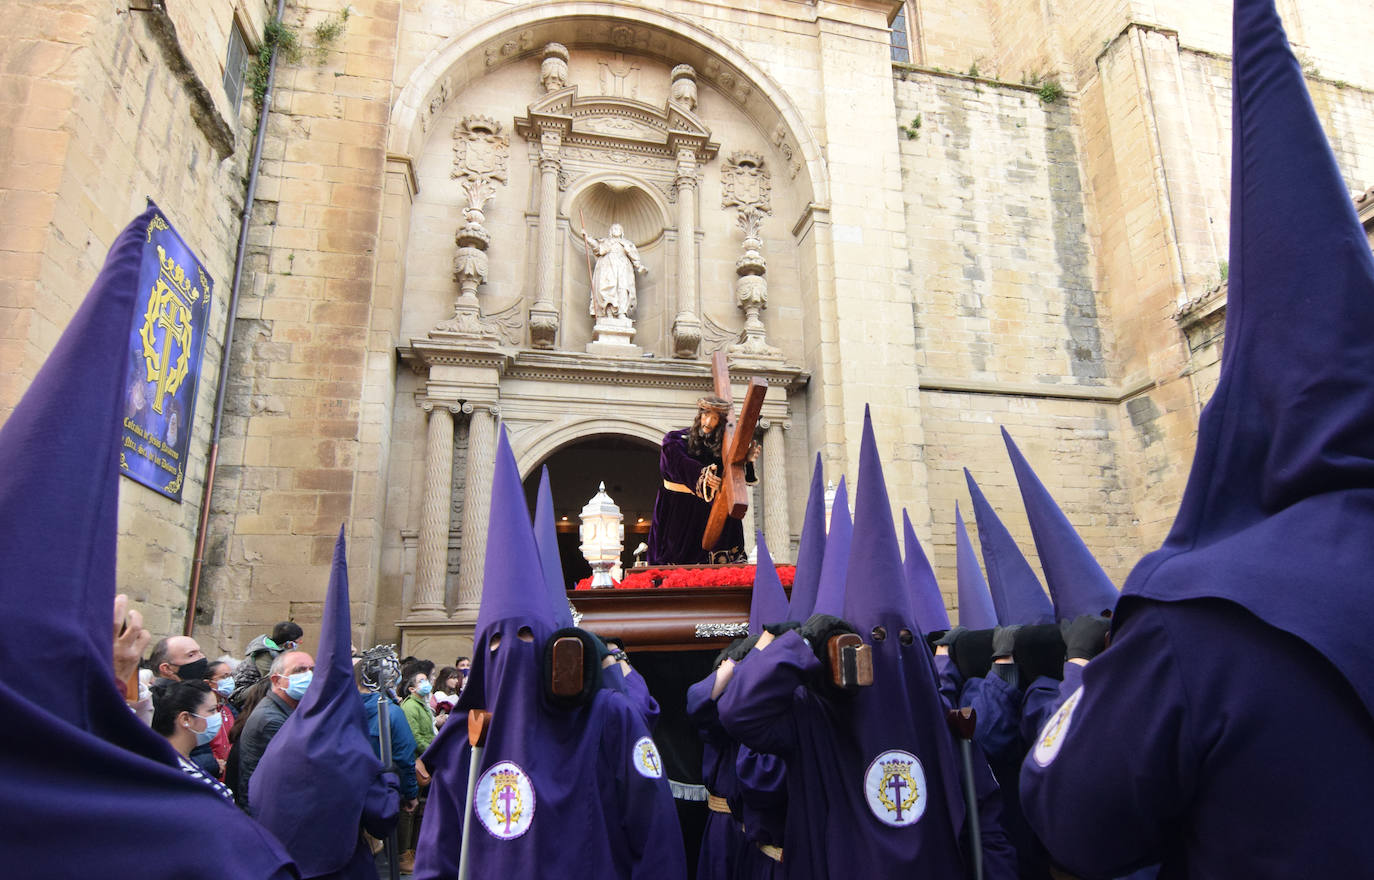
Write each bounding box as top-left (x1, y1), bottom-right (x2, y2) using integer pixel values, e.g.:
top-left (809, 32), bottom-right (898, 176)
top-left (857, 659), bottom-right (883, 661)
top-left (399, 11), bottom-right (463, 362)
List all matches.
top-left (515, 87), bottom-right (718, 164)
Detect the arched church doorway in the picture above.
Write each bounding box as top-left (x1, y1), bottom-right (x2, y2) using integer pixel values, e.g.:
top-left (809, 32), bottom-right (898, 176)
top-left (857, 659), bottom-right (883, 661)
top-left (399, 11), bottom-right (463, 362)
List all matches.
top-left (521, 433), bottom-right (661, 590)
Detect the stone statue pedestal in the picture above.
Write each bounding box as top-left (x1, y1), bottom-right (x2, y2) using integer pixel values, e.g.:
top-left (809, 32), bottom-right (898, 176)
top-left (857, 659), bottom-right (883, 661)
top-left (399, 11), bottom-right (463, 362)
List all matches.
top-left (586, 314), bottom-right (641, 358)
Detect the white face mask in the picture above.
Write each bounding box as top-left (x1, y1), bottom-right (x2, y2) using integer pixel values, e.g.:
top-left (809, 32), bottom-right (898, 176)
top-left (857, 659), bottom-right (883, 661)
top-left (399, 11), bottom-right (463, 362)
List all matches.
top-left (186, 709), bottom-right (222, 746)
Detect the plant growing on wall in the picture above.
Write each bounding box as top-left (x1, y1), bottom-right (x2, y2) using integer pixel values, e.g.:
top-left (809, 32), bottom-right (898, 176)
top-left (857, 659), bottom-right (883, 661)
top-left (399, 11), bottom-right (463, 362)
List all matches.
top-left (247, 4), bottom-right (352, 112)
top-left (900, 114), bottom-right (923, 140)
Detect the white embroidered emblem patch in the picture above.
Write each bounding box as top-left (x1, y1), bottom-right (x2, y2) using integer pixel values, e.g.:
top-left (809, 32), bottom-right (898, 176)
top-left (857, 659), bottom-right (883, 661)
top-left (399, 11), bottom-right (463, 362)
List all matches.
top-left (864, 749), bottom-right (927, 827)
top-left (1033, 685), bottom-right (1084, 767)
top-left (633, 736), bottom-right (664, 779)
top-left (475, 760), bottom-right (535, 840)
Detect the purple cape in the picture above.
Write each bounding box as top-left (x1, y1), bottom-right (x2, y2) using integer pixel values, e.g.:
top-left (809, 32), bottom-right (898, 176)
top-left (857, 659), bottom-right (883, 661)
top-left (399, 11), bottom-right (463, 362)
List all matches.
top-left (415, 430), bottom-right (685, 879)
top-left (1116, 0), bottom-right (1374, 721)
top-left (0, 205), bottom-right (296, 878)
top-left (253, 528), bottom-right (391, 877)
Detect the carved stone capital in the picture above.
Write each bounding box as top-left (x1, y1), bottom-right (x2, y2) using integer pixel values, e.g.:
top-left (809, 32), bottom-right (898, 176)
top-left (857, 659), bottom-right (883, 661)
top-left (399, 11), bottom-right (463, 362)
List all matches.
top-left (529, 304), bottom-right (560, 350)
top-left (672, 312), bottom-right (702, 359)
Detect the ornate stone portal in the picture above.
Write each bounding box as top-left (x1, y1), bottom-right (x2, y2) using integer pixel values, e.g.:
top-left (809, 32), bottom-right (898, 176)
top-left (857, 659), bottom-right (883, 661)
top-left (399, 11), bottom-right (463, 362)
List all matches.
top-left (515, 49), bottom-right (718, 357)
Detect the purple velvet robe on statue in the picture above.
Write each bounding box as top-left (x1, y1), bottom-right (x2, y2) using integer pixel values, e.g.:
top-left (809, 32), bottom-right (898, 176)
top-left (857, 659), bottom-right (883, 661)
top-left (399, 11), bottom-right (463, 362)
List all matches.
top-left (647, 428), bottom-right (753, 564)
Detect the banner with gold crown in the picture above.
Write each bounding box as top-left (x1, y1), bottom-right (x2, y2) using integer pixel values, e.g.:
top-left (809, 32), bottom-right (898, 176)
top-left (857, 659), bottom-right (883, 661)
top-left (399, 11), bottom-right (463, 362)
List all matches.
top-left (118, 203), bottom-right (212, 501)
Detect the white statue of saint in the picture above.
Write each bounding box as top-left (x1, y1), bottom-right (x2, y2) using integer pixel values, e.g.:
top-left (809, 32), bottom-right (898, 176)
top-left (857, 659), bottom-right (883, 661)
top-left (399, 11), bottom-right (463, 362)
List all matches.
top-left (582, 223), bottom-right (647, 320)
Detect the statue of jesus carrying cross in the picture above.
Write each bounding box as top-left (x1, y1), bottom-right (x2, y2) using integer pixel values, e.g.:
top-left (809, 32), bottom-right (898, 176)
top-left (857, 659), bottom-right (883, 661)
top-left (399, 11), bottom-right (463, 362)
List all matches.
top-left (645, 353), bottom-right (767, 564)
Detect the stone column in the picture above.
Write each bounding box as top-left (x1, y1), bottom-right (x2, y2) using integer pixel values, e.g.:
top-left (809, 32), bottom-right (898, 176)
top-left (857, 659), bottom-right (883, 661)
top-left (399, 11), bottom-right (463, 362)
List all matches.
top-left (529, 133), bottom-right (561, 349)
top-left (412, 403), bottom-right (457, 616)
top-left (761, 419), bottom-right (790, 563)
top-left (672, 148), bottom-right (702, 357)
top-left (456, 402), bottom-right (498, 609)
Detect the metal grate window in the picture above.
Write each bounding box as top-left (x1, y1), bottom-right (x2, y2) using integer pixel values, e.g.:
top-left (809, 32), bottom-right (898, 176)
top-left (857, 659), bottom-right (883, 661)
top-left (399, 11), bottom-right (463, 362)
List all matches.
top-left (890, 5), bottom-right (911, 63)
top-left (223, 21), bottom-right (249, 118)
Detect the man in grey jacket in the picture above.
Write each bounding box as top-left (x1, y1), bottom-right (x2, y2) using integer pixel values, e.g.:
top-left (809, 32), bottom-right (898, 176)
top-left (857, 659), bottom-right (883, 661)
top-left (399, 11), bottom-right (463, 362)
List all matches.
top-left (235, 649), bottom-right (313, 810)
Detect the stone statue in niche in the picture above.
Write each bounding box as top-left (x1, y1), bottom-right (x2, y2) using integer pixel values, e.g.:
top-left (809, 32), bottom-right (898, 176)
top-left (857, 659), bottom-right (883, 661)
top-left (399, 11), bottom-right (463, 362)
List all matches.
top-left (582, 223), bottom-right (647, 357)
top-left (582, 223), bottom-right (646, 320)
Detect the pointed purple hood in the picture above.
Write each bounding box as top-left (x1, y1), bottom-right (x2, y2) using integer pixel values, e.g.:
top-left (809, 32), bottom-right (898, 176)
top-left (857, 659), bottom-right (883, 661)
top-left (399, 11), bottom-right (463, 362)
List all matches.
top-left (0, 205), bottom-right (295, 877)
top-left (749, 531), bottom-right (791, 635)
top-left (903, 510), bottom-right (951, 633)
top-left (838, 407), bottom-right (967, 866)
top-left (964, 469), bottom-right (1055, 625)
top-left (809, 477), bottom-right (850, 617)
top-left (1002, 428), bottom-right (1119, 619)
top-left (253, 527), bottom-right (383, 874)
top-left (534, 466), bottom-right (574, 628)
top-left (954, 503), bottom-right (998, 630)
top-left (786, 453), bottom-right (827, 619)
top-left (1121, 0), bottom-right (1374, 718)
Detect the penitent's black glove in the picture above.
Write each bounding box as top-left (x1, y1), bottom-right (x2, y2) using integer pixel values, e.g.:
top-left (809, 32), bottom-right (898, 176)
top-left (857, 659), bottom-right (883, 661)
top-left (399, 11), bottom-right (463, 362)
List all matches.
top-left (934, 625), bottom-right (968, 649)
top-left (1061, 614), bottom-right (1111, 661)
top-left (763, 620), bottom-right (802, 638)
top-left (991, 624), bottom-right (1021, 659)
top-left (799, 614), bottom-right (857, 660)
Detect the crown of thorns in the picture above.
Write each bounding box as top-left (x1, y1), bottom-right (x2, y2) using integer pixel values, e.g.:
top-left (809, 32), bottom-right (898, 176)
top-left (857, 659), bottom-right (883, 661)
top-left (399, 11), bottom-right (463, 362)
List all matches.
top-left (697, 396), bottom-right (731, 415)
top-left (358, 644), bottom-right (400, 692)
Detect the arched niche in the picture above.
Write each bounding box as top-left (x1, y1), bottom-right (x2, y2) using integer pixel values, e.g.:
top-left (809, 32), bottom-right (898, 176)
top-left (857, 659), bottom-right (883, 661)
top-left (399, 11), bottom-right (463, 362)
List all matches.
top-left (389, 1), bottom-right (830, 212)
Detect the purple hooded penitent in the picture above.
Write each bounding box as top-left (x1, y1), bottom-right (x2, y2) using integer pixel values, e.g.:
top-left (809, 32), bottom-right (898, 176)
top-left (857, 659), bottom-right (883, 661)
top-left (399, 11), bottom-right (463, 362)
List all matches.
top-left (253, 527), bottom-right (393, 878)
top-left (954, 503), bottom-right (998, 630)
top-left (532, 465), bottom-right (574, 628)
top-left (0, 205), bottom-right (296, 878)
top-left (965, 470), bottom-right (1055, 625)
top-left (808, 476), bottom-right (850, 617)
top-left (1020, 3), bottom-right (1374, 874)
top-left (749, 532), bottom-right (791, 634)
top-left (721, 411), bottom-right (1017, 878)
top-left (786, 454), bottom-right (827, 620)
top-left (1115, 5), bottom-right (1374, 716)
top-left (414, 429), bottom-right (685, 879)
top-left (1001, 428), bottom-right (1119, 620)
top-left (903, 510), bottom-right (951, 633)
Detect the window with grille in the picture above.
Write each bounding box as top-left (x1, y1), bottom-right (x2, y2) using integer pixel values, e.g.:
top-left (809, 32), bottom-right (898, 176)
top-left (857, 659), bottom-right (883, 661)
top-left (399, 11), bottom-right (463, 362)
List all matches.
top-left (223, 21), bottom-right (249, 118)
top-left (891, 4), bottom-right (912, 63)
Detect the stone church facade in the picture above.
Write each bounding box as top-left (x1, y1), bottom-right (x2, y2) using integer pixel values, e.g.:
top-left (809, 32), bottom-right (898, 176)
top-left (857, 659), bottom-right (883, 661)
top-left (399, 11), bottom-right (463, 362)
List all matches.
top-left (2, 0), bottom-right (1372, 659)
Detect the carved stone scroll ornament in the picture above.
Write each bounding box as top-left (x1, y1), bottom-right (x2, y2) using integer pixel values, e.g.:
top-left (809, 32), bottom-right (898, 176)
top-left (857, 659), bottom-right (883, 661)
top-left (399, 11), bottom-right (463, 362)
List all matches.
top-left (434, 179), bottom-right (499, 342)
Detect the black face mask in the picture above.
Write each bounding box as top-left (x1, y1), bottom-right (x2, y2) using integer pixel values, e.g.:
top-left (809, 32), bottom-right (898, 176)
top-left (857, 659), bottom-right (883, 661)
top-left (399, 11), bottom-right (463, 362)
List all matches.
top-left (176, 657), bottom-right (210, 681)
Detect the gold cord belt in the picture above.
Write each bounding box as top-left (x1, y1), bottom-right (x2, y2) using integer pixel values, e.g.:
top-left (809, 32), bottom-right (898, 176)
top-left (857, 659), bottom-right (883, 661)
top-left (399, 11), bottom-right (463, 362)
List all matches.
top-left (663, 479), bottom-right (694, 495)
top-left (706, 793), bottom-right (731, 814)
top-left (758, 844), bottom-right (783, 862)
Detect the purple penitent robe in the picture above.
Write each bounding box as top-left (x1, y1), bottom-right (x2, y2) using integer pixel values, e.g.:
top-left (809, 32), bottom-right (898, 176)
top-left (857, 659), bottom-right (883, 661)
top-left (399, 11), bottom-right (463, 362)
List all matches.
top-left (1021, 599), bottom-right (1374, 878)
top-left (646, 429), bottom-right (754, 564)
top-left (685, 671), bottom-right (744, 880)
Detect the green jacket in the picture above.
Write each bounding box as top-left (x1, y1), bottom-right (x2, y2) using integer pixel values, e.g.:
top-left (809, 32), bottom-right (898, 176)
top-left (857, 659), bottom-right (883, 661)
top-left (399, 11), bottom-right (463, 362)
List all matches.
top-left (401, 694), bottom-right (435, 752)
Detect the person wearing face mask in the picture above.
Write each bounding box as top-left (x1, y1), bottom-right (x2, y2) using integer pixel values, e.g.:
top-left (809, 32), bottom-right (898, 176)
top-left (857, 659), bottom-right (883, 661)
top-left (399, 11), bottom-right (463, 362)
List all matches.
top-left (235, 649), bottom-right (314, 812)
top-left (149, 635), bottom-right (210, 686)
top-left (150, 679), bottom-right (234, 803)
top-left (205, 660), bottom-right (238, 779)
top-left (399, 669), bottom-right (435, 873)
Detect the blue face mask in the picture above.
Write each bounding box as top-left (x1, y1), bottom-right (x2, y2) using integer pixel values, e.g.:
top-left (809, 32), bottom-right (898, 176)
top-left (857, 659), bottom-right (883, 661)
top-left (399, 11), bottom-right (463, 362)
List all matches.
top-left (191, 710), bottom-right (222, 746)
top-left (215, 677), bottom-right (235, 698)
top-left (416, 681), bottom-right (433, 697)
top-left (284, 670), bottom-right (313, 700)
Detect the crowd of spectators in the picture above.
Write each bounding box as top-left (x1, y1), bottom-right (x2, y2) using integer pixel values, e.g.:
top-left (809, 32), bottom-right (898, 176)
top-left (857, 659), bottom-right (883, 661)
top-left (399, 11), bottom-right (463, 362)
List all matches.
top-left (121, 612), bottom-right (469, 874)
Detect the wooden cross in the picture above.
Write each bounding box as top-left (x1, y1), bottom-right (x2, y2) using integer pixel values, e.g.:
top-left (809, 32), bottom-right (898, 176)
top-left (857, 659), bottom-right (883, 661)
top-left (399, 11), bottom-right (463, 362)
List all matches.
top-left (701, 351), bottom-right (767, 551)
